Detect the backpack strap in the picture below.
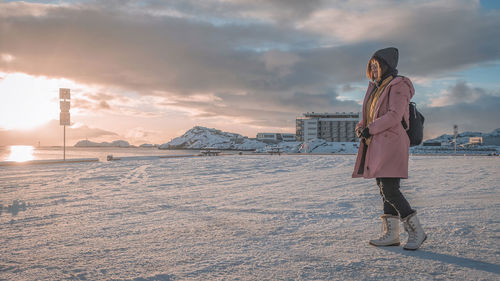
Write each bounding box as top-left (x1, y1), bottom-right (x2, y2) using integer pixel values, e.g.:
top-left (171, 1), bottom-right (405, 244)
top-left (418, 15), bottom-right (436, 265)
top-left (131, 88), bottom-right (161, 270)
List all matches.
top-left (402, 118), bottom-right (408, 130)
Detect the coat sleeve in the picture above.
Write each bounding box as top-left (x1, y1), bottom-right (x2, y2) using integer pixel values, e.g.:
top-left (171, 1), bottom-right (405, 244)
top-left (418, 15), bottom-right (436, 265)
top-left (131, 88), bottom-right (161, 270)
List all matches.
top-left (367, 82), bottom-right (410, 135)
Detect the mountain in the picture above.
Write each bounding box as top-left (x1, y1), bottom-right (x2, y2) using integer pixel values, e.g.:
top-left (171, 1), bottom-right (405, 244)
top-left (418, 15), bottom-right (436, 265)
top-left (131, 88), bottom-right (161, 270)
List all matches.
top-left (74, 140), bottom-right (131, 148)
top-left (423, 128), bottom-right (500, 146)
top-left (410, 128), bottom-right (500, 155)
top-left (139, 144), bottom-right (158, 148)
top-left (159, 126), bottom-right (267, 150)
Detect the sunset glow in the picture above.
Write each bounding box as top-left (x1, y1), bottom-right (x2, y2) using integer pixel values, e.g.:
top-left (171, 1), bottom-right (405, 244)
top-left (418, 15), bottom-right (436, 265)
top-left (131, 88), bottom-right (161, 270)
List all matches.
top-left (0, 73), bottom-right (60, 130)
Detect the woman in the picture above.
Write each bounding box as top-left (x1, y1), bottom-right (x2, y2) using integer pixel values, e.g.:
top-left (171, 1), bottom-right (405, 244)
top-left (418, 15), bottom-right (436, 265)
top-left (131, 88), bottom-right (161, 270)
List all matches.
top-left (352, 47), bottom-right (426, 250)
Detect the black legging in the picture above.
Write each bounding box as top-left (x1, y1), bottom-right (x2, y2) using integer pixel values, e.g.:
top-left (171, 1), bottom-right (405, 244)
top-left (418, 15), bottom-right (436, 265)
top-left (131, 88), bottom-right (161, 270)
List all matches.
top-left (376, 178), bottom-right (415, 219)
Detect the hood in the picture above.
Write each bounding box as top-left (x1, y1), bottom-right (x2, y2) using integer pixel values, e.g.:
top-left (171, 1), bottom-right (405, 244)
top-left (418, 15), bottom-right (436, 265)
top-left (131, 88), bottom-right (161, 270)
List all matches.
top-left (372, 47), bottom-right (399, 70)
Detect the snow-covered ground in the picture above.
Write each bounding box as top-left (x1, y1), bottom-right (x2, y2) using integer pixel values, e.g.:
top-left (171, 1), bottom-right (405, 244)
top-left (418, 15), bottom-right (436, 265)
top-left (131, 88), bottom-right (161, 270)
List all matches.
top-left (256, 139), bottom-right (360, 154)
top-left (0, 155), bottom-right (499, 280)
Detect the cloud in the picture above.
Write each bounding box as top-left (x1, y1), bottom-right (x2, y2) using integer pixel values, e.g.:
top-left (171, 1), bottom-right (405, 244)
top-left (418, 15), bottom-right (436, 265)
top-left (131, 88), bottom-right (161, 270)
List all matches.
top-left (0, 1), bottom-right (499, 135)
top-left (260, 50), bottom-right (301, 77)
top-left (221, 0), bottom-right (325, 23)
top-left (430, 80), bottom-right (487, 106)
top-left (123, 126), bottom-right (167, 145)
top-left (98, 101), bottom-right (111, 110)
top-left (297, 1), bottom-right (500, 77)
top-left (71, 89), bottom-right (160, 117)
top-left (0, 119), bottom-right (119, 146)
top-left (340, 84), bottom-right (363, 93)
top-left (422, 81), bottom-right (500, 138)
top-left (0, 1), bottom-right (56, 17)
top-left (0, 1), bottom-right (368, 126)
top-left (1, 53), bottom-right (15, 62)
top-left (160, 88), bottom-right (360, 129)
top-left (0, 2), bottom-right (315, 94)
top-left (2, 1), bottom-right (498, 91)
top-left (129, 0), bottom-right (326, 24)
top-left (85, 92), bottom-right (117, 102)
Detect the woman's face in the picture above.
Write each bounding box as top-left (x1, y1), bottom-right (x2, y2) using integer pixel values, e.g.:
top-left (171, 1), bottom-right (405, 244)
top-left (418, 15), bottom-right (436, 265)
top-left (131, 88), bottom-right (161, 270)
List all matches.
top-left (370, 61), bottom-right (379, 80)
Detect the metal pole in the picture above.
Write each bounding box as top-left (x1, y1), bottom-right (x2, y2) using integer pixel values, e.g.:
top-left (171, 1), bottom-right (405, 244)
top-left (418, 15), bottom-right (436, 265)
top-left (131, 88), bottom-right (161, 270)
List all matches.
top-left (64, 125), bottom-right (66, 161)
top-left (453, 125), bottom-right (458, 156)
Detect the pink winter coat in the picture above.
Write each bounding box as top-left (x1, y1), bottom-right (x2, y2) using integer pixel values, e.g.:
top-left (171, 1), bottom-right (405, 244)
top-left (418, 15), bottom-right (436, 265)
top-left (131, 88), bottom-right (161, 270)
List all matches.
top-left (352, 76), bottom-right (415, 179)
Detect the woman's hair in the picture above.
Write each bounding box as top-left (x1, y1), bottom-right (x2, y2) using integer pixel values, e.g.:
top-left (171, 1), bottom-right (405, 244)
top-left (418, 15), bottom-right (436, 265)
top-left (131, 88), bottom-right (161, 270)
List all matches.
top-left (366, 58), bottom-right (382, 82)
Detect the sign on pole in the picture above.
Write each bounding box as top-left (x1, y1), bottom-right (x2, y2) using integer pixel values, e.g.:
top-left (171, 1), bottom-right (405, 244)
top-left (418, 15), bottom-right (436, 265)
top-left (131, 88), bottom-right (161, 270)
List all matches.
top-left (60, 112), bottom-right (70, 126)
top-left (59, 88), bottom-right (71, 160)
top-left (60, 100), bottom-right (70, 112)
top-left (59, 88), bottom-right (71, 100)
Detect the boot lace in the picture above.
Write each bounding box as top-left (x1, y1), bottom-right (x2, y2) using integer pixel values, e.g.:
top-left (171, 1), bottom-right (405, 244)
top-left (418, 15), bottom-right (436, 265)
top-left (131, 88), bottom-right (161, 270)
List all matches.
top-left (380, 220), bottom-right (392, 239)
top-left (405, 221), bottom-right (416, 242)
top-left (381, 228), bottom-right (391, 239)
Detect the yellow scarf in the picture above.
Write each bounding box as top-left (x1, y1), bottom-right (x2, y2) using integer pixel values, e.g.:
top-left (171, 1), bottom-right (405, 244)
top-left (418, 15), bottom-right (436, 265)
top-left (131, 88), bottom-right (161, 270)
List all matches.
top-left (364, 75), bottom-right (393, 145)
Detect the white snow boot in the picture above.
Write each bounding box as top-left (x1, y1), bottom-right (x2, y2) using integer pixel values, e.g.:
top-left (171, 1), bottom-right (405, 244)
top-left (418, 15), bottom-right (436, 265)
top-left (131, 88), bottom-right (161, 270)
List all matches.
top-left (402, 212), bottom-right (427, 250)
top-left (369, 214), bottom-right (400, 246)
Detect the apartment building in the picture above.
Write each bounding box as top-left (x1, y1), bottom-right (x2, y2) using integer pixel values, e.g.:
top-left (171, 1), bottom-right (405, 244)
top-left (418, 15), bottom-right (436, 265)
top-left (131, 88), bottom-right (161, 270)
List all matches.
top-left (296, 112), bottom-right (360, 142)
top-left (256, 133), bottom-right (296, 143)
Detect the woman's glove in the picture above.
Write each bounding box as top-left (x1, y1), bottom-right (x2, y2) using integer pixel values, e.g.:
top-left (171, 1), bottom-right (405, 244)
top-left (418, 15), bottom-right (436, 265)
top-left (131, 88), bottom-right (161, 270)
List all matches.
top-left (360, 127), bottom-right (371, 139)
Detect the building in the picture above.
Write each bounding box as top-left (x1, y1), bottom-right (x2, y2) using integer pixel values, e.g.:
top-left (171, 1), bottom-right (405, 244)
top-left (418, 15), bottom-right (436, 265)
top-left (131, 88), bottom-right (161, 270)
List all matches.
top-left (469, 137), bottom-right (483, 145)
top-left (296, 112), bottom-right (360, 142)
top-left (483, 136), bottom-right (500, 146)
top-left (422, 141), bottom-right (441, 147)
top-left (256, 133), bottom-right (296, 143)
top-left (280, 133), bottom-right (296, 142)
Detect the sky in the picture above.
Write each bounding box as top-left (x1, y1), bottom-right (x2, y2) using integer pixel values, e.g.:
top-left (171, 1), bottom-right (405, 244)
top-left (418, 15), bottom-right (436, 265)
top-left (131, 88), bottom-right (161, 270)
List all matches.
top-left (0, 0), bottom-right (499, 146)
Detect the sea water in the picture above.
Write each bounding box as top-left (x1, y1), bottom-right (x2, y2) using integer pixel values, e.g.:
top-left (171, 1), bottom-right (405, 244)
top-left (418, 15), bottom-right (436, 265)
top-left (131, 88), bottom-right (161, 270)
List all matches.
top-left (0, 146), bottom-right (204, 162)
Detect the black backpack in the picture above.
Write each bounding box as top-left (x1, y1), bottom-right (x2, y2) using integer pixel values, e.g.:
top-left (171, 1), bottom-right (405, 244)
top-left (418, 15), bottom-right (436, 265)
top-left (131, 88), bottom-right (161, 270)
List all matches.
top-left (402, 102), bottom-right (424, 146)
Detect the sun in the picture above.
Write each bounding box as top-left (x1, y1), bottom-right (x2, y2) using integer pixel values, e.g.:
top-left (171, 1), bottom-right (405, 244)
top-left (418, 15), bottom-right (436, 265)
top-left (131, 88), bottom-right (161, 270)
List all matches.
top-left (0, 72), bottom-right (63, 130)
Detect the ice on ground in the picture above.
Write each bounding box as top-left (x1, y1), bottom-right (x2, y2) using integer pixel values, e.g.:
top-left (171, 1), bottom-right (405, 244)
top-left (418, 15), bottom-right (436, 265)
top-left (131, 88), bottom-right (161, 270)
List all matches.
top-left (0, 155), bottom-right (499, 280)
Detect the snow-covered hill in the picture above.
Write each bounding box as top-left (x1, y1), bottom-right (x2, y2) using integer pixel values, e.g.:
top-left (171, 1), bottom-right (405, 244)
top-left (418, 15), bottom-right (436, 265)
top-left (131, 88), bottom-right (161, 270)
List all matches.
top-left (423, 128), bottom-right (500, 146)
top-left (74, 140), bottom-right (132, 148)
top-left (159, 126), bottom-right (267, 150)
top-left (139, 144), bottom-right (158, 148)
